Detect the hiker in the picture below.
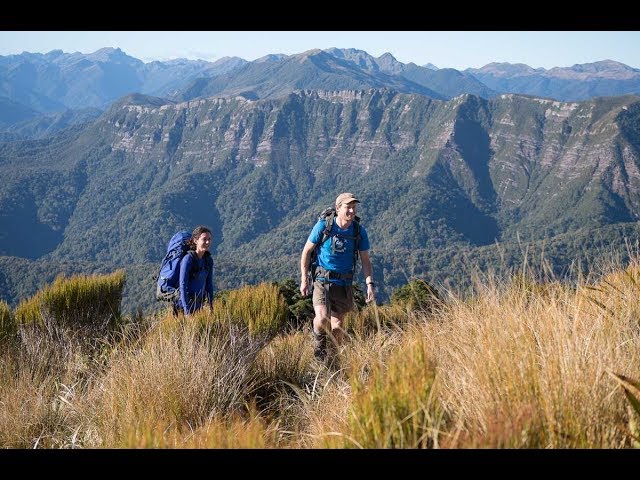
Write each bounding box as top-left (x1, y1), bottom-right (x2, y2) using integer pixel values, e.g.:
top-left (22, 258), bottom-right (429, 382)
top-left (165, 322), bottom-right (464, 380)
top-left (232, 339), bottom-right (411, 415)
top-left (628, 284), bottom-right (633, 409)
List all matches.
top-left (175, 225), bottom-right (214, 316)
top-left (300, 192), bottom-right (375, 360)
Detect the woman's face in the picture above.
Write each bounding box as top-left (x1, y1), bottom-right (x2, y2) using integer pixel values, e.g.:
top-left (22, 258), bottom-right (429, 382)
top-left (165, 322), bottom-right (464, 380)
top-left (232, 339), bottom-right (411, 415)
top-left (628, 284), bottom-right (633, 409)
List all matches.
top-left (195, 232), bottom-right (212, 252)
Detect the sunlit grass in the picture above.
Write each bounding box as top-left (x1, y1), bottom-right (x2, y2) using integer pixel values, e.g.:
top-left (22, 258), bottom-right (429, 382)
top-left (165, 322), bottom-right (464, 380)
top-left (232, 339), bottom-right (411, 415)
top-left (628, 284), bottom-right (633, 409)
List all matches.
top-left (0, 300), bottom-right (15, 341)
top-left (14, 270), bottom-right (125, 332)
top-left (212, 282), bottom-right (289, 337)
top-left (2, 258), bottom-right (640, 448)
top-left (84, 316), bottom-right (263, 447)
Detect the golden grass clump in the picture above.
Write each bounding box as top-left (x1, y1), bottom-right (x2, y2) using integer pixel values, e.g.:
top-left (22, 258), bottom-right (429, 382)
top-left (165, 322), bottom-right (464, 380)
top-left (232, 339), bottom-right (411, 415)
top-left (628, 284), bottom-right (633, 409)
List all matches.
top-left (118, 412), bottom-right (278, 448)
top-left (577, 260), bottom-right (640, 329)
top-left (14, 270), bottom-right (126, 332)
top-left (0, 351), bottom-right (79, 448)
top-left (327, 334), bottom-right (442, 448)
top-left (250, 331), bottom-right (317, 439)
top-left (431, 269), bottom-right (640, 448)
top-left (212, 282), bottom-right (289, 337)
top-left (0, 300), bottom-right (15, 340)
top-left (343, 303), bottom-right (412, 338)
top-left (253, 331), bottom-right (314, 389)
top-left (85, 317), bottom-right (263, 447)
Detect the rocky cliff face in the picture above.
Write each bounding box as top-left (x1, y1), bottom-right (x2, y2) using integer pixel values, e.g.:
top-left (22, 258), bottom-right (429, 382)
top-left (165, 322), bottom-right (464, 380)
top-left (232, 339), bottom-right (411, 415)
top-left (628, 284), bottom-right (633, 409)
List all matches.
top-left (91, 90), bottom-right (640, 248)
top-left (1, 89), bottom-right (639, 310)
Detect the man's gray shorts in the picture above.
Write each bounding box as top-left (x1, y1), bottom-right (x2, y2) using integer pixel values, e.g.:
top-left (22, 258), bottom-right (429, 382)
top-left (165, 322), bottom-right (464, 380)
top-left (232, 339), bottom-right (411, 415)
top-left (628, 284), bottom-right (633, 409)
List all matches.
top-left (312, 280), bottom-right (355, 315)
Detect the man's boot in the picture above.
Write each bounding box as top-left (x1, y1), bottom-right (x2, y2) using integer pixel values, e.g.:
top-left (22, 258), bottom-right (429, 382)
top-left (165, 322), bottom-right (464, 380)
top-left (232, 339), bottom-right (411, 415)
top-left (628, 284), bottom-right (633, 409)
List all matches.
top-left (313, 330), bottom-right (327, 361)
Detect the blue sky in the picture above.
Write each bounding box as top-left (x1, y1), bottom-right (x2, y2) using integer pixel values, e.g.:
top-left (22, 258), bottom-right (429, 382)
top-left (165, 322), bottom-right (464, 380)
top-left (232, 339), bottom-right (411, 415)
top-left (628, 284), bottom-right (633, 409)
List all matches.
top-left (0, 31), bottom-right (638, 70)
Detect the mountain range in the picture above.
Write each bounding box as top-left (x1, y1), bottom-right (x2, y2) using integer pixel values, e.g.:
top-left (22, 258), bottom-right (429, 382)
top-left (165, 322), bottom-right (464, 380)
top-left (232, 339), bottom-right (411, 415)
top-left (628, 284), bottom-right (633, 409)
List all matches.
top-left (1, 47), bottom-right (640, 313)
top-left (2, 47), bottom-right (640, 134)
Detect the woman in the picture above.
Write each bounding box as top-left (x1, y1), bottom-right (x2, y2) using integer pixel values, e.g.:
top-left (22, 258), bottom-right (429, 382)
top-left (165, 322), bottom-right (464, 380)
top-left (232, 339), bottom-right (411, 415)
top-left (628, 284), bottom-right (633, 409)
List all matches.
top-left (175, 225), bottom-right (214, 316)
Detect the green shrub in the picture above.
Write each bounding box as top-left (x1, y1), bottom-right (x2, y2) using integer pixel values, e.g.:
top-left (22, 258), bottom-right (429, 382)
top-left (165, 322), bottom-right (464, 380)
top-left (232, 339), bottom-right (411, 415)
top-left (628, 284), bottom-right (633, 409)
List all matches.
top-left (276, 278), bottom-right (314, 328)
top-left (390, 279), bottom-right (442, 313)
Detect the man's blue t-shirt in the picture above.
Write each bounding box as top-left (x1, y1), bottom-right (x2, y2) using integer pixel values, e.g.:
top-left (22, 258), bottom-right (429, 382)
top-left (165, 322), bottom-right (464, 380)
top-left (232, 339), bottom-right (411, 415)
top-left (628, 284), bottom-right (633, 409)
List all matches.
top-left (308, 219), bottom-right (370, 286)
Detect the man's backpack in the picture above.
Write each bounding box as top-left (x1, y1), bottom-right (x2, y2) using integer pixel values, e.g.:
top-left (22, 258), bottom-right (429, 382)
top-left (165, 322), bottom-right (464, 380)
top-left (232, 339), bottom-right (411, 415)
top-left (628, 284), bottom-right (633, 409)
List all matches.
top-left (309, 207), bottom-right (361, 282)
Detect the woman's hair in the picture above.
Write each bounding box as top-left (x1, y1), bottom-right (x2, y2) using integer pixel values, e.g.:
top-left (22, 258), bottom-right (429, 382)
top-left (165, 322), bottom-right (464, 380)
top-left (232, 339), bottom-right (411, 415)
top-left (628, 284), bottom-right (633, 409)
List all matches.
top-left (188, 225), bottom-right (212, 249)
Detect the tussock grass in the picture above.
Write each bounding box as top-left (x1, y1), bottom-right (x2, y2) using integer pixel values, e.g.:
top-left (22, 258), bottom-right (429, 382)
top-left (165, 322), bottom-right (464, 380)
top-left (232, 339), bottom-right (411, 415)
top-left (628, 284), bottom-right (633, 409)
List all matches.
top-left (212, 282), bottom-right (289, 337)
top-left (118, 413), bottom-right (278, 448)
top-left (0, 300), bottom-right (15, 341)
top-left (84, 316), bottom-right (264, 447)
top-left (14, 270), bottom-right (125, 335)
top-left (0, 340), bottom-right (84, 448)
top-left (344, 303), bottom-right (416, 338)
top-left (430, 267), bottom-right (640, 447)
top-left (10, 271), bottom-right (126, 389)
top-left (608, 372), bottom-right (640, 448)
top-left (327, 330), bottom-right (443, 448)
top-left (253, 331), bottom-right (315, 393)
top-left (3, 257), bottom-right (640, 448)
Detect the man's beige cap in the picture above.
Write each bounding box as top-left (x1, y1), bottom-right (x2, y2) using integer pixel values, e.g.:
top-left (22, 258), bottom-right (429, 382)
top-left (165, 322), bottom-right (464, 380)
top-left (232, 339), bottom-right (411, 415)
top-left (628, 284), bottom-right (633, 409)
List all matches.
top-left (335, 192), bottom-right (361, 207)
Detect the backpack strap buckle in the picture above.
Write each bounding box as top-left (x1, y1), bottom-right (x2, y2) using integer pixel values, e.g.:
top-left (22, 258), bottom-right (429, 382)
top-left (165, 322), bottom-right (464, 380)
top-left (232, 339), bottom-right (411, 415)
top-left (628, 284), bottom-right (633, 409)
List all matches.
top-left (316, 266), bottom-right (353, 282)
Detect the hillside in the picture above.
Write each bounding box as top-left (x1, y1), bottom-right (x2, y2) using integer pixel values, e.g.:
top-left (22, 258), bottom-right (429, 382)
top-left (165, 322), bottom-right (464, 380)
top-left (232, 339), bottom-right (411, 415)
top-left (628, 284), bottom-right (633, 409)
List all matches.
top-left (1, 90), bottom-right (640, 312)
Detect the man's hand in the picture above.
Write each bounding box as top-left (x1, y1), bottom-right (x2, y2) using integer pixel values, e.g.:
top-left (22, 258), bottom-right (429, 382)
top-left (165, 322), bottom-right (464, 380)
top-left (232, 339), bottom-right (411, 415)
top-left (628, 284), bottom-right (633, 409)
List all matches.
top-left (300, 278), bottom-right (310, 297)
top-left (366, 284), bottom-right (376, 304)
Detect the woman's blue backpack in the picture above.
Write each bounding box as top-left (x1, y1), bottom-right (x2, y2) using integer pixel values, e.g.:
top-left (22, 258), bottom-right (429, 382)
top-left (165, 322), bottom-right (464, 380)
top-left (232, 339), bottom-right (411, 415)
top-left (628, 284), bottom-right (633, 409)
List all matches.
top-left (155, 230), bottom-right (192, 302)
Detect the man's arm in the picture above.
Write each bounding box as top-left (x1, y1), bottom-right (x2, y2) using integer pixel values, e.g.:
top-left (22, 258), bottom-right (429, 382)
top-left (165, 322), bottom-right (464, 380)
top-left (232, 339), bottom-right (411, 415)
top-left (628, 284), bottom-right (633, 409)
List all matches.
top-left (300, 240), bottom-right (316, 296)
top-left (360, 250), bottom-right (375, 304)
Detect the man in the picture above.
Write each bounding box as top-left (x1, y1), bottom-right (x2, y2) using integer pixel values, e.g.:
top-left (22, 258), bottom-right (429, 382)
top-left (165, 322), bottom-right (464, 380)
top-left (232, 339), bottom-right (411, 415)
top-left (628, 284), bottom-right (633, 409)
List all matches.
top-left (300, 192), bottom-right (376, 361)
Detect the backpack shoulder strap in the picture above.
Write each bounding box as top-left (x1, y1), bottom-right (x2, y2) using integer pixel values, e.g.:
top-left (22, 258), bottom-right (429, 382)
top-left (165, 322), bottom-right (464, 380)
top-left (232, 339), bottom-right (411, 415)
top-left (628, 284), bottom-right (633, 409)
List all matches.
top-left (309, 211), bottom-right (334, 281)
top-left (319, 210), bottom-right (335, 246)
top-left (204, 251), bottom-right (213, 272)
top-left (352, 218), bottom-right (361, 271)
top-left (186, 250), bottom-right (213, 277)
top-left (185, 250), bottom-right (199, 278)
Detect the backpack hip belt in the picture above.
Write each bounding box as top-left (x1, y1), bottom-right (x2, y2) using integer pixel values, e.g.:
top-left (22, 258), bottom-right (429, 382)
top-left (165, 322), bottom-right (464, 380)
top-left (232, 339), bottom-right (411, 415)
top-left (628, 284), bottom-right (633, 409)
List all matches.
top-left (315, 266), bottom-right (354, 282)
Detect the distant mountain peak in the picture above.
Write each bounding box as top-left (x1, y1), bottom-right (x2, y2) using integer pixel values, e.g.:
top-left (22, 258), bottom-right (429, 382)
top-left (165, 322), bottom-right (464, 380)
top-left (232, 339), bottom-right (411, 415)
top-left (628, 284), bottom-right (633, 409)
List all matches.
top-left (378, 52), bottom-right (397, 61)
top-left (376, 52), bottom-right (403, 69)
top-left (562, 59), bottom-right (638, 73)
top-left (471, 60), bottom-right (639, 78)
top-left (45, 49), bottom-right (65, 59)
top-left (254, 53), bottom-right (288, 63)
top-left (471, 62), bottom-right (539, 76)
top-left (323, 47), bottom-right (406, 75)
top-left (93, 47), bottom-right (124, 56)
top-left (111, 93), bottom-right (174, 109)
top-left (325, 47), bottom-right (368, 56)
top-left (86, 47), bottom-right (141, 65)
top-left (466, 59), bottom-right (640, 101)
top-left (323, 47), bottom-right (378, 66)
top-left (299, 48), bottom-right (324, 57)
